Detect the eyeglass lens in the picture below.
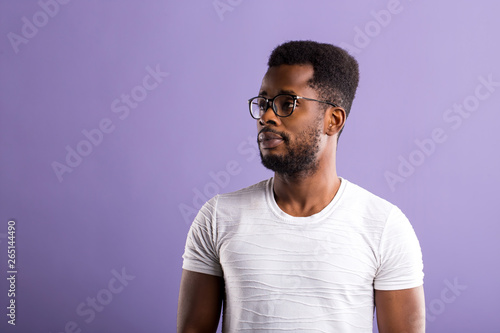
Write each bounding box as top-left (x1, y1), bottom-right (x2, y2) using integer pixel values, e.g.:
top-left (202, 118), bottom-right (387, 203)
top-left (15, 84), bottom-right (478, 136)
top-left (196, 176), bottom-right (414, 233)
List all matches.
top-left (250, 95), bottom-right (295, 118)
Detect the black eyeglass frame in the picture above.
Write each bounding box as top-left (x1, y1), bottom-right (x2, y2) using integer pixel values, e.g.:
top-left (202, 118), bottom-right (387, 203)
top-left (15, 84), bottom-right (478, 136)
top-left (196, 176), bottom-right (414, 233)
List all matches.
top-left (248, 94), bottom-right (338, 120)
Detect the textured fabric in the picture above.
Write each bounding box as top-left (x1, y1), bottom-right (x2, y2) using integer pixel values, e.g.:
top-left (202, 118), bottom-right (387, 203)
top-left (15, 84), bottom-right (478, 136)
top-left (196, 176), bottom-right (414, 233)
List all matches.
top-left (182, 177), bottom-right (424, 332)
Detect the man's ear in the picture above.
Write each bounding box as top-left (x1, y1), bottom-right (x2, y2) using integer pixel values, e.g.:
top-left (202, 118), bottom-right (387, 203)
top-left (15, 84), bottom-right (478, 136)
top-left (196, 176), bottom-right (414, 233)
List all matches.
top-left (325, 107), bottom-right (346, 136)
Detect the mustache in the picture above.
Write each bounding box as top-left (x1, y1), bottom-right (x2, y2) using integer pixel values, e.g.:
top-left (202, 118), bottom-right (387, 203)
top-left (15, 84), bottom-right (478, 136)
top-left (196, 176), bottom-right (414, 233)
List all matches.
top-left (258, 127), bottom-right (290, 142)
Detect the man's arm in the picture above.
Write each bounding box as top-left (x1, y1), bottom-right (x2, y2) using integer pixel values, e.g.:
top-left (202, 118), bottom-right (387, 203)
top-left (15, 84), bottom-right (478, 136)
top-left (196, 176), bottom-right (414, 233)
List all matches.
top-left (375, 285), bottom-right (425, 333)
top-left (177, 269), bottom-right (224, 333)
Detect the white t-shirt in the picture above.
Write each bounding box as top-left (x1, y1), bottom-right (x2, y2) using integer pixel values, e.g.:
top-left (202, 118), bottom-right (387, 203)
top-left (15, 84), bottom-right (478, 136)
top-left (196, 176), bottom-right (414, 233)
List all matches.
top-left (182, 177), bottom-right (424, 332)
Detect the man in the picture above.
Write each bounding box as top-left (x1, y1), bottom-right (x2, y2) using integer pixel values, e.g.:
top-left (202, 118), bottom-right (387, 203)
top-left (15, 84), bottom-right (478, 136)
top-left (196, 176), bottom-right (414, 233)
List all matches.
top-left (178, 40), bottom-right (425, 332)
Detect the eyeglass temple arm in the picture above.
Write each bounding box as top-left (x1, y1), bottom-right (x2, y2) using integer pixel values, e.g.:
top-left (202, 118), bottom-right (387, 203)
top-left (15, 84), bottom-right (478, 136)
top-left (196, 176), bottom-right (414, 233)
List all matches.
top-left (296, 96), bottom-right (338, 108)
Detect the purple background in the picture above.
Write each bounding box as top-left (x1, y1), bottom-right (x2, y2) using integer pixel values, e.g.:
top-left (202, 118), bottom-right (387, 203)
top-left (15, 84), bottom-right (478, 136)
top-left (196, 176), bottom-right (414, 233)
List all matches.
top-left (1, 1), bottom-right (499, 332)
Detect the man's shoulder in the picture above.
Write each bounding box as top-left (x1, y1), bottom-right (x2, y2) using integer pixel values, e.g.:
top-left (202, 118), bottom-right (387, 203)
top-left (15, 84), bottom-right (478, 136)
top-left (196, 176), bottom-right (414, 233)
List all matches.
top-left (341, 178), bottom-right (398, 221)
top-left (215, 178), bottom-right (270, 205)
top-left (200, 179), bottom-right (270, 223)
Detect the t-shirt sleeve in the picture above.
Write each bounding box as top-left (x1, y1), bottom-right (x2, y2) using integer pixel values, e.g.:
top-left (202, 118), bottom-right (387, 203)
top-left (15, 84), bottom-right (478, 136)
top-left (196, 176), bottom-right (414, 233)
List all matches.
top-left (182, 195), bottom-right (223, 277)
top-left (374, 206), bottom-right (424, 290)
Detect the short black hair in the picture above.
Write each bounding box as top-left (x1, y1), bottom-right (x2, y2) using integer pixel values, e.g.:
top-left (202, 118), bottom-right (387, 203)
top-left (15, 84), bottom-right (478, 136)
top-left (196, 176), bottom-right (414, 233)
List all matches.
top-left (268, 40), bottom-right (359, 135)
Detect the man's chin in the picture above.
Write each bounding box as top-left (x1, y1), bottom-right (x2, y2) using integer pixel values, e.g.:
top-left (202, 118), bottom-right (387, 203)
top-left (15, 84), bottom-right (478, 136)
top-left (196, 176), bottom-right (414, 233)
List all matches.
top-left (260, 155), bottom-right (295, 175)
top-left (260, 154), bottom-right (319, 178)
top-left (260, 154), bottom-right (283, 172)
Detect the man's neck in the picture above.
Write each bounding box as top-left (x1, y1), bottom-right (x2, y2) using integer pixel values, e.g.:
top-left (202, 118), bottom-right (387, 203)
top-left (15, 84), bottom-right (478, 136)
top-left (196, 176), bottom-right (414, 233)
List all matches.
top-left (272, 168), bottom-right (341, 218)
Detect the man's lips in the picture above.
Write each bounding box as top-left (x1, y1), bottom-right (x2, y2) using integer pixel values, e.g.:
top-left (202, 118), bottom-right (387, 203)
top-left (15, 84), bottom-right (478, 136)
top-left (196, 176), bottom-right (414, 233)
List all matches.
top-left (258, 131), bottom-right (284, 149)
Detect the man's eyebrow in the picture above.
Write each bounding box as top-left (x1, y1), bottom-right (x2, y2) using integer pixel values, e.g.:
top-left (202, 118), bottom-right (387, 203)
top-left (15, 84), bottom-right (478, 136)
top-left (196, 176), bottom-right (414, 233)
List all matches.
top-left (258, 89), bottom-right (297, 96)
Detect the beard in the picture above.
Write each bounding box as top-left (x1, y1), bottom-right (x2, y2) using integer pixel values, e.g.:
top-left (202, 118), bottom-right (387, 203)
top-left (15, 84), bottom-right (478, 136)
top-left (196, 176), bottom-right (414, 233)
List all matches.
top-left (259, 124), bottom-right (322, 178)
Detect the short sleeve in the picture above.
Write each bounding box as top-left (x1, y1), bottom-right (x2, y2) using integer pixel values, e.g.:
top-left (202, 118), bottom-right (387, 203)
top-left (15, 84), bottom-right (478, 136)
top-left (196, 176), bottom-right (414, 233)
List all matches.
top-left (182, 196), bottom-right (223, 277)
top-left (374, 206), bottom-right (424, 290)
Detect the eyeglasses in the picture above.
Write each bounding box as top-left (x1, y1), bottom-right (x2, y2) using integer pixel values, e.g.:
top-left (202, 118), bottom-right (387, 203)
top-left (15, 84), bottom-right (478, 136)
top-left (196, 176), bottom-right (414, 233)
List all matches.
top-left (248, 94), bottom-right (338, 120)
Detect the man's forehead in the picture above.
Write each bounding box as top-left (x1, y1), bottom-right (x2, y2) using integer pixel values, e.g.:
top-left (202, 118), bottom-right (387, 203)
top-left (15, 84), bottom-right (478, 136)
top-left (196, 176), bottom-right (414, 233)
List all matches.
top-left (259, 64), bottom-right (314, 95)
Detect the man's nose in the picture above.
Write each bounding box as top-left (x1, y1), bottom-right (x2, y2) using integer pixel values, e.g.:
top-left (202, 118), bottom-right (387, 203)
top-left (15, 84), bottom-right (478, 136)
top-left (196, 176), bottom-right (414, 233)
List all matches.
top-left (259, 103), bottom-right (280, 125)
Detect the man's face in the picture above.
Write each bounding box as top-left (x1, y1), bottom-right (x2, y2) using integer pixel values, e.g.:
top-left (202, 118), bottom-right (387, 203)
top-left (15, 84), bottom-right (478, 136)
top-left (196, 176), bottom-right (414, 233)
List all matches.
top-left (257, 64), bottom-right (326, 177)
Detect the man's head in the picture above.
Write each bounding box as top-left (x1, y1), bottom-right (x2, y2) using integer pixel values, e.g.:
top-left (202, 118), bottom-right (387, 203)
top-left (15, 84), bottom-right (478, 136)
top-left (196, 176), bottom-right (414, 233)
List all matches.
top-left (255, 41), bottom-right (359, 178)
top-left (267, 40), bottom-right (359, 125)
